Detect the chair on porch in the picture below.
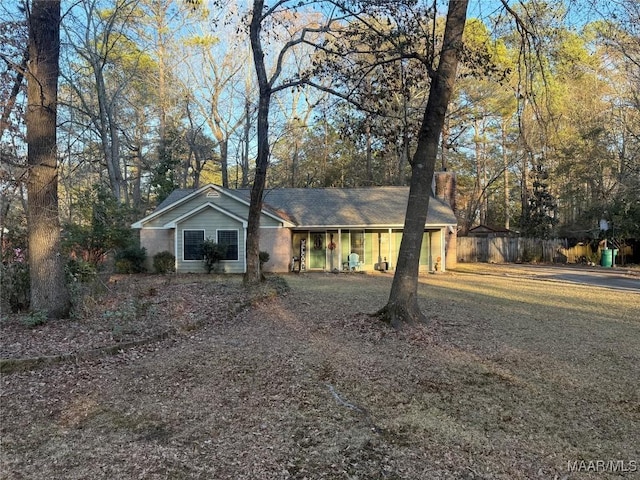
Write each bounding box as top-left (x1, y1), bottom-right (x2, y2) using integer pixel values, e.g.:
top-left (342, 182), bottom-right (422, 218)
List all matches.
top-left (348, 252), bottom-right (361, 271)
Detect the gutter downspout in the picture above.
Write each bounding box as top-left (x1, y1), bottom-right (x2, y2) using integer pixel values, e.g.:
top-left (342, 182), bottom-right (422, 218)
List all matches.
top-left (174, 228), bottom-right (179, 273)
top-left (243, 226), bottom-right (248, 273)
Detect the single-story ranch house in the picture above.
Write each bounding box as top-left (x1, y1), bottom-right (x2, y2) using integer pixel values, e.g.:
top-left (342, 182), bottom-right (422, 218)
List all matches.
top-left (132, 178), bottom-right (457, 274)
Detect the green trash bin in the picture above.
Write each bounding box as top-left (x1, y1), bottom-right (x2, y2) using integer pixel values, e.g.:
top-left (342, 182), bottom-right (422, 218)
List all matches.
top-left (601, 248), bottom-right (613, 267)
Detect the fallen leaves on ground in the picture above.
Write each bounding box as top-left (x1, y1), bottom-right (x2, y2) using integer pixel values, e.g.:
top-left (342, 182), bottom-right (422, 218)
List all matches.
top-left (1, 270), bottom-right (638, 479)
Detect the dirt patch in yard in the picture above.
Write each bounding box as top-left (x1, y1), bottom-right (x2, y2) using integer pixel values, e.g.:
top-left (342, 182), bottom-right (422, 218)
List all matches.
top-left (1, 270), bottom-right (639, 479)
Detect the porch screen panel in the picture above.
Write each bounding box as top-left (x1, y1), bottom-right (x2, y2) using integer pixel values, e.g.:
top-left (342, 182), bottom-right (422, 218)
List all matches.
top-left (419, 232), bottom-right (431, 266)
top-left (341, 232), bottom-right (350, 264)
top-left (392, 230), bottom-right (403, 268)
top-left (365, 232), bottom-right (374, 267)
top-left (350, 231), bottom-right (364, 264)
top-left (370, 230), bottom-right (389, 266)
top-left (327, 231), bottom-right (339, 271)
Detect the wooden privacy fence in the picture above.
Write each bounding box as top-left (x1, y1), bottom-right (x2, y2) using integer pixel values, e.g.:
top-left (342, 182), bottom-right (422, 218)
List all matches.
top-left (457, 237), bottom-right (577, 264)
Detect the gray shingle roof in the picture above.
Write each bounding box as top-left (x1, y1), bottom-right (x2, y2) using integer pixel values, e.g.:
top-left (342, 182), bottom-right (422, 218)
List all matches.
top-left (152, 186), bottom-right (456, 227)
top-left (239, 186), bottom-right (455, 227)
top-left (156, 189), bottom-right (195, 211)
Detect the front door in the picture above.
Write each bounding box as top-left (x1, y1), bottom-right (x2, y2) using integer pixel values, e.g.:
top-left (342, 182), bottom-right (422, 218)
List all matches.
top-left (309, 232), bottom-right (326, 269)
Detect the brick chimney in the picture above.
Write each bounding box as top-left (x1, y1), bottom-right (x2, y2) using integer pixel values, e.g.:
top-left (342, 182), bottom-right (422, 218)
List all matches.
top-left (434, 171), bottom-right (457, 270)
top-left (434, 171), bottom-right (456, 211)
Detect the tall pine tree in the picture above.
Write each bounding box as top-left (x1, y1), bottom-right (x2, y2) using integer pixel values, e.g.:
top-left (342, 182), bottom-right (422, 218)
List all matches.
top-left (26, 0), bottom-right (70, 318)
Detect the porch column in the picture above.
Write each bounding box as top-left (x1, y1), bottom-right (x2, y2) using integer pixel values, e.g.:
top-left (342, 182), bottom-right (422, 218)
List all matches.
top-left (428, 231), bottom-right (433, 271)
top-left (388, 228), bottom-right (392, 270)
top-left (445, 226), bottom-right (457, 270)
top-left (338, 228), bottom-right (342, 270)
top-left (440, 229), bottom-right (447, 272)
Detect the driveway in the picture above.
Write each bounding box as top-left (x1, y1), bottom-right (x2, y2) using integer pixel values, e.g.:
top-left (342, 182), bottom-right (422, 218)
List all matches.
top-left (488, 264), bottom-right (640, 292)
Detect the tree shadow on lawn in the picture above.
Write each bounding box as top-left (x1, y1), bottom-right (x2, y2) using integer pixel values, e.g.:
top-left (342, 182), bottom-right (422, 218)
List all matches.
top-left (1, 273), bottom-right (638, 479)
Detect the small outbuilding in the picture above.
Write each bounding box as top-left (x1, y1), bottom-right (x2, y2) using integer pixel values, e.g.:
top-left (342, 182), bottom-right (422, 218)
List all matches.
top-left (467, 224), bottom-right (518, 238)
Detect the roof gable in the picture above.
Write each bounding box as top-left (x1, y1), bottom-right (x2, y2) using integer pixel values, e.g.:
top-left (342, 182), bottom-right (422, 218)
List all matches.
top-left (132, 184), bottom-right (293, 228)
top-left (163, 202), bottom-right (247, 228)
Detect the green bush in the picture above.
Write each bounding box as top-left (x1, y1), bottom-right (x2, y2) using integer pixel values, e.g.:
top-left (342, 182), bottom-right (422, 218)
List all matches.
top-left (259, 251), bottom-right (270, 267)
top-left (115, 246), bottom-right (147, 273)
top-left (66, 258), bottom-right (97, 282)
top-left (22, 310), bottom-right (48, 328)
top-left (62, 185), bottom-right (135, 266)
top-left (153, 251), bottom-right (176, 274)
top-left (202, 240), bottom-right (227, 273)
top-left (0, 261), bottom-right (30, 312)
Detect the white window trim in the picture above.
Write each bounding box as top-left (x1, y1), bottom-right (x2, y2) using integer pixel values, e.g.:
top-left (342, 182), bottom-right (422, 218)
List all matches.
top-left (183, 229), bottom-right (205, 262)
top-left (216, 228), bottom-right (240, 262)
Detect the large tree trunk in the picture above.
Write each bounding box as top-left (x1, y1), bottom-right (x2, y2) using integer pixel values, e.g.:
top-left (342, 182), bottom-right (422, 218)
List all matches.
top-left (26, 0), bottom-right (70, 318)
top-left (210, 118), bottom-right (230, 188)
top-left (220, 138), bottom-right (229, 188)
top-left (502, 121), bottom-right (510, 230)
top-left (474, 117), bottom-right (486, 225)
top-left (131, 144), bottom-right (142, 212)
top-left (365, 121), bottom-right (373, 185)
top-left (93, 64), bottom-right (123, 202)
top-left (244, 0), bottom-right (269, 284)
top-left (377, 0), bottom-right (468, 329)
top-left (241, 99), bottom-right (251, 188)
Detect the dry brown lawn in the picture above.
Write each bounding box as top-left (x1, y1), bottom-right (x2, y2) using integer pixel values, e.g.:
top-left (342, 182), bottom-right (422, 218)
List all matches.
top-left (1, 266), bottom-right (639, 479)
